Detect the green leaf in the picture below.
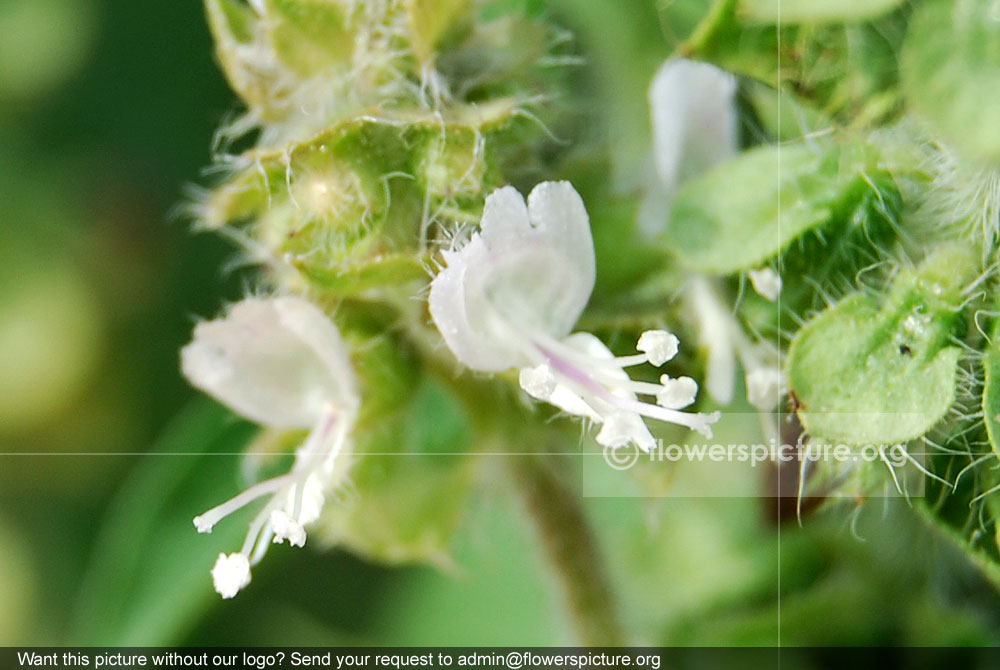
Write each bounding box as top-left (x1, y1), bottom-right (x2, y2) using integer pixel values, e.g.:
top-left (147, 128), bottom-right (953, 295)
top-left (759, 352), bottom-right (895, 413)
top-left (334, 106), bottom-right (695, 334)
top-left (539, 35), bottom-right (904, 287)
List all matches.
top-left (70, 401), bottom-right (256, 644)
top-left (914, 499), bottom-right (1000, 594)
top-left (743, 80), bottom-right (831, 143)
top-left (787, 246), bottom-right (974, 446)
top-left (666, 143), bottom-right (824, 274)
top-left (666, 140), bottom-right (893, 275)
top-left (902, 0), bottom-right (1000, 165)
top-left (739, 0), bottom-right (906, 24)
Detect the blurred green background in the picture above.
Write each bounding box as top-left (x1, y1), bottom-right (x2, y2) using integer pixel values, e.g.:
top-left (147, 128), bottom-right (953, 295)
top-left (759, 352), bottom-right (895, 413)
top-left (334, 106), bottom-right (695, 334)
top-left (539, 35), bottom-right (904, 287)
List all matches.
top-left (4, 0), bottom-right (1000, 649)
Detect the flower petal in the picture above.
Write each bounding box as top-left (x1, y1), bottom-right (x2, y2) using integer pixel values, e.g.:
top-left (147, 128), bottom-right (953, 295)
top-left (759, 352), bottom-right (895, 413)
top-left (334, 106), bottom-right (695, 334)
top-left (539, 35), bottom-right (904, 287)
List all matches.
top-left (650, 58), bottom-right (738, 191)
top-left (429, 182), bottom-right (596, 371)
top-left (181, 296), bottom-right (356, 428)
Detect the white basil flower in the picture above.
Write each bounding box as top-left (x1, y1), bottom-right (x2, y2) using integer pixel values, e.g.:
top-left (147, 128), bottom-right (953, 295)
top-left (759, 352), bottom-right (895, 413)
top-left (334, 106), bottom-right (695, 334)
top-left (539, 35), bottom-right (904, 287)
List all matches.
top-left (182, 296), bottom-right (358, 598)
top-left (685, 276), bottom-right (783, 410)
top-left (429, 182), bottom-right (719, 450)
top-left (748, 267), bottom-right (782, 302)
top-left (640, 58), bottom-right (739, 237)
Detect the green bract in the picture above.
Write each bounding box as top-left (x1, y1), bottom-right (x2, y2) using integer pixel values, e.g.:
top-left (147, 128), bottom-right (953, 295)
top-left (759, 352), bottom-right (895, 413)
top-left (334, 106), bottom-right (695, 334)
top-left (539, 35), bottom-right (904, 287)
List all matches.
top-left (201, 108), bottom-right (526, 296)
top-left (788, 246), bottom-right (974, 446)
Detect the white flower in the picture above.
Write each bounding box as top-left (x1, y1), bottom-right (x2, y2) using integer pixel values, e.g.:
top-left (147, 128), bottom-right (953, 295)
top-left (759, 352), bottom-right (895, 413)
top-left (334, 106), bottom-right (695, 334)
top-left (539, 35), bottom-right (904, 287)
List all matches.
top-left (748, 267), bottom-right (782, 301)
top-left (635, 59), bottom-right (783, 414)
top-left (685, 276), bottom-right (783, 410)
top-left (640, 58), bottom-right (738, 236)
top-left (429, 182), bottom-right (719, 450)
top-left (746, 366), bottom-right (783, 411)
top-left (182, 296), bottom-right (358, 598)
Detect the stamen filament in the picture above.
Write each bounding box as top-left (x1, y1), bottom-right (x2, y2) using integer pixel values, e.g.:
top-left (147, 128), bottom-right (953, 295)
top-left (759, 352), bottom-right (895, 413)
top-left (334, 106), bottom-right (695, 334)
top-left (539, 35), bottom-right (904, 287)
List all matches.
top-left (194, 473), bottom-right (296, 533)
top-left (615, 396), bottom-right (719, 437)
top-left (608, 354), bottom-right (650, 368)
top-left (242, 498), bottom-right (280, 559)
top-left (608, 379), bottom-right (666, 397)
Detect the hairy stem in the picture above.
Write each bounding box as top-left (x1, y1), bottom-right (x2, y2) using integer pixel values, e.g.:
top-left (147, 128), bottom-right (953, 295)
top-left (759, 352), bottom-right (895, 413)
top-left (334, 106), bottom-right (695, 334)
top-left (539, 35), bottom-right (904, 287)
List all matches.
top-left (509, 452), bottom-right (625, 646)
top-left (406, 308), bottom-right (625, 645)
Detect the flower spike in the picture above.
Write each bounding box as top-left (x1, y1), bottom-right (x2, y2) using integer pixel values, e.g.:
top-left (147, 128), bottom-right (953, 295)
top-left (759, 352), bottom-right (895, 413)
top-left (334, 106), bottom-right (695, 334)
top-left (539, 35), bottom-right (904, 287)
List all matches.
top-left (182, 296), bottom-right (358, 598)
top-left (429, 182), bottom-right (720, 450)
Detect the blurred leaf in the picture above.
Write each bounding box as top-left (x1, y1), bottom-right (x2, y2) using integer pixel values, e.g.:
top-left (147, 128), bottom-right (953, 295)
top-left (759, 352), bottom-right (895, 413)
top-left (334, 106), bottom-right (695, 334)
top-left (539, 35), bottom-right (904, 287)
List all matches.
top-left (371, 485), bottom-right (563, 645)
top-left (545, 0), bottom-right (666, 189)
top-left (666, 140), bottom-right (892, 275)
top-left (743, 80), bottom-right (831, 142)
top-left (666, 143), bottom-right (822, 274)
top-left (0, 0), bottom-right (98, 101)
top-left (71, 400), bottom-right (256, 644)
top-left (739, 0), bottom-right (906, 24)
top-left (914, 498), bottom-right (1000, 595)
top-left (0, 253), bottom-right (104, 434)
top-left (902, 0), bottom-right (1000, 164)
top-left (0, 516), bottom-right (35, 644)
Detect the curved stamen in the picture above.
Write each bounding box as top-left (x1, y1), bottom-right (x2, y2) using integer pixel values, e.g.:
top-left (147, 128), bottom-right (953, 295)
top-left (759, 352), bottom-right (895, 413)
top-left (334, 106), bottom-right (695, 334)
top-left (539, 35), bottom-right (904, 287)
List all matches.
top-left (614, 397), bottom-right (719, 437)
top-left (537, 342), bottom-right (718, 439)
top-left (194, 473), bottom-right (296, 533)
top-left (242, 497), bottom-right (281, 558)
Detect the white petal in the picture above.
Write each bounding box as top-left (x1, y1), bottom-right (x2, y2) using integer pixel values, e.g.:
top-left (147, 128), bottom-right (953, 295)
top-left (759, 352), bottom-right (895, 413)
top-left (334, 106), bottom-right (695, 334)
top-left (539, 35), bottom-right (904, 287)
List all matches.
top-left (429, 182), bottom-right (596, 372)
top-left (746, 367), bottom-right (783, 410)
top-left (479, 185), bottom-right (532, 252)
top-left (519, 364), bottom-right (557, 400)
top-left (526, 181), bottom-right (595, 304)
top-left (650, 58), bottom-right (738, 192)
top-left (686, 277), bottom-right (737, 404)
top-left (637, 330), bottom-right (680, 366)
top-left (211, 552), bottom-right (251, 599)
top-left (549, 384), bottom-right (603, 422)
top-left (748, 267), bottom-right (782, 301)
top-left (290, 472), bottom-right (326, 526)
top-left (596, 412), bottom-right (657, 452)
top-left (429, 236), bottom-right (521, 371)
top-left (657, 375), bottom-right (698, 409)
top-left (181, 296), bottom-right (357, 428)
